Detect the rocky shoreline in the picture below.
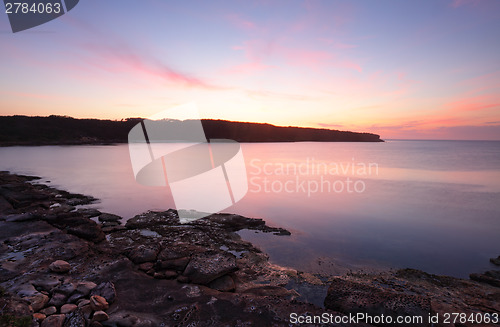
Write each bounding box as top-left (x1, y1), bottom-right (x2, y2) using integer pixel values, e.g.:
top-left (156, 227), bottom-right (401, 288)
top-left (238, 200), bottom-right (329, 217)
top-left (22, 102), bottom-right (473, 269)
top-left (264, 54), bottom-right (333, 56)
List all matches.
top-left (0, 171), bottom-right (499, 327)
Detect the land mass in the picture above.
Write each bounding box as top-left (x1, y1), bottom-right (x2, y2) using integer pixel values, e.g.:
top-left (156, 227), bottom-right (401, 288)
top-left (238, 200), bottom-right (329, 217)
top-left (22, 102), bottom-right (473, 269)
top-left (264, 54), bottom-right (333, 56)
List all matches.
top-left (0, 115), bottom-right (383, 146)
top-left (1, 172), bottom-right (499, 326)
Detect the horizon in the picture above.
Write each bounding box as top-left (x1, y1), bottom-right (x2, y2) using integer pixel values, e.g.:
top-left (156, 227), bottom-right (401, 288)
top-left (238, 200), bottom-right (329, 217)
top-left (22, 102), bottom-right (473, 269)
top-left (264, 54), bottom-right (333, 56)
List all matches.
top-left (1, 1), bottom-right (500, 140)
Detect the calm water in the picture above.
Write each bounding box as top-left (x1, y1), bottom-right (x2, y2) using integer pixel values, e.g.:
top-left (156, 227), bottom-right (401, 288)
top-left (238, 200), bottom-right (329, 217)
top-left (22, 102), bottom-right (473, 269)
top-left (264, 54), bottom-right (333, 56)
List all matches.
top-left (1, 140), bottom-right (499, 278)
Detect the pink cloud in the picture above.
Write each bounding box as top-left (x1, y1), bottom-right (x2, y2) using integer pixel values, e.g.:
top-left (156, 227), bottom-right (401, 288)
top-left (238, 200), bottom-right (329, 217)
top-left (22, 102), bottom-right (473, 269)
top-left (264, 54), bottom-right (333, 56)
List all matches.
top-left (450, 0), bottom-right (481, 8)
top-left (226, 13), bottom-right (257, 31)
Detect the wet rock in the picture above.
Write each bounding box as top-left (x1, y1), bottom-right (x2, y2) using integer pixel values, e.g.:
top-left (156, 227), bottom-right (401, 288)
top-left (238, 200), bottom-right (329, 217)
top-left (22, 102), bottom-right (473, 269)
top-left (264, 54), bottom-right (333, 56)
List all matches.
top-left (208, 275), bottom-right (235, 292)
top-left (40, 306), bottom-right (57, 316)
top-left (61, 303), bottom-right (78, 314)
top-left (92, 310), bottom-right (109, 322)
top-left (90, 281), bottom-right (116, 304)
top-left (63, 308), bottom-right (87, 327)
top-left (49, 260), bottom-right (71, 273)
top-left (138, 262), bottom-right (154, 271)
top-left (101, 225), bottom-right (127, 233)
top-left (127, 245), bottom-right (159, 264)
top-left (48, 292), bottom-right (67, 307)
top-left (490, 256), bottom-right (500, 266)
top-left (183, 250), bottom-right (237, 284)
top-left (28, 293), bottom-right (50, 312)
top-left (54, 283), bottom-right (76, 296)
top-left (75, 281), bottom-right (97, 297)
top-left (67, 293), bottom-right (85, 303)
top-left (16, 283), bottom-right (39, 297)
top-left (4, 212), bottom-right (39, 222)
top-left (41, 314), bottom-right (65, 327)
top-left (90, 295), bottom-right (109, 311)
top-left (98, 213), bottom-right (122, 222)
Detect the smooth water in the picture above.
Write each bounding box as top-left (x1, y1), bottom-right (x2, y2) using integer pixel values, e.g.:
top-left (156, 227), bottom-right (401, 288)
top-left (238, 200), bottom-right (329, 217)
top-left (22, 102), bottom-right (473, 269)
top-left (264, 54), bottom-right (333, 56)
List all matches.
top-left (1, 140), bottom-right (499, 278)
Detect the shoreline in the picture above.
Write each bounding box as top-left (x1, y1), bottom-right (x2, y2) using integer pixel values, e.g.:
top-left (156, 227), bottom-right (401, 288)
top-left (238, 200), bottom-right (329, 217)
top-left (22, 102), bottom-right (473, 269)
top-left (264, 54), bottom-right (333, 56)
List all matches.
top-left (1, 171), bottom-right (499, 326)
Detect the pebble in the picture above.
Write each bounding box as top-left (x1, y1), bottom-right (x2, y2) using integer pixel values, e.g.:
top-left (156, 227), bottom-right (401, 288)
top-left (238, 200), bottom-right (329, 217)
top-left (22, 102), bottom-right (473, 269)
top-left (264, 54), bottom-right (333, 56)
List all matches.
top-left (92, 310), bottom-right (109, 322)
top-left (90, 295), bottom-right (109, 311)
top-left (41, 314), bottom-right (65, 327)
top-left (40, 306), bottom-right (57, 316)
top-left (60, 303), bottom-right (78, 314)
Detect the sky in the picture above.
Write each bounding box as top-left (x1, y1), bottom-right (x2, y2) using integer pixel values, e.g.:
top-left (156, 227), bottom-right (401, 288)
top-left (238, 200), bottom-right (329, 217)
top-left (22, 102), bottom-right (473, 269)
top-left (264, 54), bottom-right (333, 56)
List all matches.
top-left (1, 0), bottom-right (500, 140)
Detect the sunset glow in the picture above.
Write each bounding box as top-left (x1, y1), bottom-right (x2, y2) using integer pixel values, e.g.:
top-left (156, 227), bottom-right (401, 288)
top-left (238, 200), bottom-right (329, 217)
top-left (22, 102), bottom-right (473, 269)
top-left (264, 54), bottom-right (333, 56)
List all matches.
top-left (1, 0), bottom-right (499, 139)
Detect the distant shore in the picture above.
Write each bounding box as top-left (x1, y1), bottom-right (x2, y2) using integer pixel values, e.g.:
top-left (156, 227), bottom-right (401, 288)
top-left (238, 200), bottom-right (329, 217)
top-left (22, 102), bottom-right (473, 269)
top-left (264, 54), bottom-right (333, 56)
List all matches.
top-left (0, 115), bottom-right (383, 146)
top-left (1, 171), bottom-right (499, 326)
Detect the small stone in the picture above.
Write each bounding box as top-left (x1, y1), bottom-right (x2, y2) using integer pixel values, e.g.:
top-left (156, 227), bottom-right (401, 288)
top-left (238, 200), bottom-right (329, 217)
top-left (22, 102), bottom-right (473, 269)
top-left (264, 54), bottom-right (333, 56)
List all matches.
top-left (80, 304), bottom-right (93, 319)
top-left (41, 314), bottom-right (65, 327)
top-left (60, 303), bottom-right (78, 314)
top-left (90, 295), bottom-right (109, 311)
top-left (49, 260), bottom-right (71, 273)
top-left (76, 281), bottom-right (97, 296)
top-left (48, 292), bottom-right (67, 307)
top-left (40, 306), bottom-right (57, 316)
top-left (28, 293), bottom-right (49, 312)
top-left (33, 312), bottom-right (46, 322)
top-left (92, 310), bottom-right (109, 322)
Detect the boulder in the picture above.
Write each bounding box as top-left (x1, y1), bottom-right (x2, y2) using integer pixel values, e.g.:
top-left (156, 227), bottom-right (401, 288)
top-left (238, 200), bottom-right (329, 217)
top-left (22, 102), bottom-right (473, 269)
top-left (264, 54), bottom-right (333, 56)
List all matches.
top-left (49, 260), bottom-right (71, 273)
top-left (182, 250), bottom-right (237, 284)
top-left (28, 293), bottom-right (49, 312)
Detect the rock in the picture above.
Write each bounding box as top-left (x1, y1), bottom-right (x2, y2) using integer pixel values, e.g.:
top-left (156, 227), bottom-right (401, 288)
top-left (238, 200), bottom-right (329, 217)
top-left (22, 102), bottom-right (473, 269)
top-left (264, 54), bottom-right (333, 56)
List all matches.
top-left (90, 281), bottom-right (116, 304)
top-left (89, 322), bottom-right (103, 327)
top-left (4, 212), bottom-right (39, 222)
top-left (157, 256), bottom-right (190, 271)
top-left (177, 275), bottom-right (190, 283)
top-left (92, 310), bottom-right (109, 322)
top-left (33, 312), bottom-right (47, 322)
top-left (127, 245), bottom-right (159, 264)
top-left (90, 295), bottom-right (109, 311)
top-left (490, 256), bottom-right (500, 266)
top-left (101, 225), bottom-right (127, 233)
top-left (153, 270), bottom-right (177, 279)
top-left (54, 283), bottom-right (76, 296)
top-left (470, 272), bottom-right (500, 287)
top-left (183, 250), bottom-right (237, 284)
top-left (77, 299), bottom-right (90, 308)
top-left (66, 220), bottom-right (105, 243)
top-left (40, 306), bottom-right (57, 316)
top-left (75, 281), bottom-right (97, 296)
top-left (49, 260), bottom-right (71, 273)
top-left (208, 275), bottom-right (235, 292)
top-left (41, 314), bottom-right (65, 327)
top-left (64, 308), bottom-right (87, 327)
top-left (67, 293), bottom-right (85, 303)
top-left (61, 303), bottom-right (78, 314)
top-left (79, 304), bottom-right (93, 320)
top-left (76, 208), bottom-right (101, 218)
top-left (324, 277), bottom-right (431, 322)
top-left (138, 262), bottom-right (154, 271)
top-left (16, 283), bottom-right (39, 297)
top-left (28, 293), bottom-right (50, 312)
top-left (125, 210), bottom-right (179, 229)
top-left (48, 292), bottom-right (67, 307)
top-left (98, 213), bottom-right (122, 222)
top-left (32, 276), bottom-right (61, 292)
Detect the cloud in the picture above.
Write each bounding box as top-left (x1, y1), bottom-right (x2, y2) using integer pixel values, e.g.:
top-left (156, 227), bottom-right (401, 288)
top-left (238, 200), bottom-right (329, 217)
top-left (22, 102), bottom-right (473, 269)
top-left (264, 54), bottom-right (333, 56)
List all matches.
top-left (226, 13), bottom-right (257, 31)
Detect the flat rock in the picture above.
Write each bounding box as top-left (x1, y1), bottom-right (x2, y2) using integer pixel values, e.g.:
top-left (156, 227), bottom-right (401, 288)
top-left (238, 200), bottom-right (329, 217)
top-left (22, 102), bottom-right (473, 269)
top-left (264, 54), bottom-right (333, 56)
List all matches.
top-left (76, 208), bottom-right (101, 218)
top-left (127, 245), bottom-right (159, 264)
top-left (125, 209), bottom-right (179, 229)
top-left (182, 250), bottom-right (237, 284)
